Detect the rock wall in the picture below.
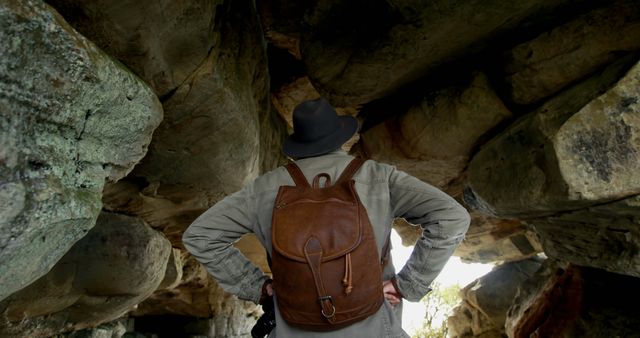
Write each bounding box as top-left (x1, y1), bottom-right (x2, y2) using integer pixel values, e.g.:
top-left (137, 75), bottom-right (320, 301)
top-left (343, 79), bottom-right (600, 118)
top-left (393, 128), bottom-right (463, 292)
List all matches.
top-left (0, 212), bottom-right (171, 337)
top-left (0, 0), bottom-right (162, 302)
top-left (506, 260), bottom-right (640, 337)
top-left (448, 258), bottom-right (543, 338)
top-left (466, 57), bottom-right (640, 218)
top-left (1, 0), bottom-right (640, 337)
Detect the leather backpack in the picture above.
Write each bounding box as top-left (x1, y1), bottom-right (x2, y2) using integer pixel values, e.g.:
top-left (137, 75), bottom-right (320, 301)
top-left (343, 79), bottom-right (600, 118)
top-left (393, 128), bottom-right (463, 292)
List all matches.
top-left (271, 158), bottom-right (386, 331)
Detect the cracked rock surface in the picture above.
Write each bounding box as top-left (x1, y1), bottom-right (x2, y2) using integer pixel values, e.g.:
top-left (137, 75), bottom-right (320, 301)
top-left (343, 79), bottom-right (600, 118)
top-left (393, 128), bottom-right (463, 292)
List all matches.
top-left (0, 0), bottom-right (162, 302)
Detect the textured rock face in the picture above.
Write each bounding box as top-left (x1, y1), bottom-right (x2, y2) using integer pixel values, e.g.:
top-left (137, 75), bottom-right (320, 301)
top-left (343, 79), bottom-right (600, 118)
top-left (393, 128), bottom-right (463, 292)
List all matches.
top-left (553, 62), bottom-right (640, 201)
top-left (301, 0), bottom-right (593, 106)
top-left (99, 0), bottom-right (286, 246)
top-left (362, 73), bottom-right (512, 190)
top-left (46, 0), bottom-right (223, 97)
top-left (530, 194), bottom-right (640, 278)
top-left (0, 0), bottom-right (162, 302)
top-left (0, 212), bottom-right (171, 337)
top-left (506, 260), bottom-right (640, 338)
top-left (466, 57), bottom-right (640, 218)
top-left (505, 0), bottom-right (640, 104)
top-left (448, 258), bottom-right (543, 338)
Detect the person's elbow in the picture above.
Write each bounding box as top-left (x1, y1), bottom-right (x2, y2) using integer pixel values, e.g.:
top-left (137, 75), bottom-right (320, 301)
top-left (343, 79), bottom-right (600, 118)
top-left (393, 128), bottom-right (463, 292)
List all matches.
top-left (442, 202), bottom-right (471, 240)
top-left (452, 204), bottom-right (471, 237)
top-left (181, 223), bottom-right (200, 255)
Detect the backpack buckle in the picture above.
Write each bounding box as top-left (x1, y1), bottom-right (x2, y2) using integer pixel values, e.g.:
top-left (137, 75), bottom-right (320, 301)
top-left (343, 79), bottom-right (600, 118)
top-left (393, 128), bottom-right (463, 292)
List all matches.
top-left (318, 296), bottom-right (336, 318)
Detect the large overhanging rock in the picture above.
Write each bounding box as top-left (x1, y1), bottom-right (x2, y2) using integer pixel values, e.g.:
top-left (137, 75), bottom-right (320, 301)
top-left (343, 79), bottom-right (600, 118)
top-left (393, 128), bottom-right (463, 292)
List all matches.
top-left (448, 258), bottom-right (542, 338)
top-left (529, 194), bottom-right (640, 278)
top-left (506, 260), bottom-right (640, 337)
top-left (466, 56), bottom-right (640, 218)
top-left (135, 51), bottom-right (263, 201)
top-left (301, 0), bottom-right (593, 106)
top-left (0, 212), bottom-right (171, 337)
top-left (0, 0), bottom-right (162, 302)
top-left (504, 0), bottom-right (640, 105)
top-left (361, 72), bottom-right (512, 190)
top-left (100, 0), bottom-right (286, 241)
top-left (46, 0), bottom-right (224, 97)
top-left (131, 0), bottom-right (272, 200)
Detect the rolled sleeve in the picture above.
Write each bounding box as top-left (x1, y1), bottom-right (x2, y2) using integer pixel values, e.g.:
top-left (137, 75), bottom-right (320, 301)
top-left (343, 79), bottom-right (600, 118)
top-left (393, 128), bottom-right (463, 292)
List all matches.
top-left (182, 187), bottom-right (268, 303)
top-left (389, 168), bottom-right (470, 301)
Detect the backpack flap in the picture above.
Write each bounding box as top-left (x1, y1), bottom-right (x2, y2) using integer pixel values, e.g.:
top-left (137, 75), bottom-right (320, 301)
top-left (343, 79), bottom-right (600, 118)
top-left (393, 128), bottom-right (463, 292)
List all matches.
top-left (272, 185), bottom-right (363, 262)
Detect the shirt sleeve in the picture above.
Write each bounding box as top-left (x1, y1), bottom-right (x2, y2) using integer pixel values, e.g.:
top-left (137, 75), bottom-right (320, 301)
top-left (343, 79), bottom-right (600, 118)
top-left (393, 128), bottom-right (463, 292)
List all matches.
top-left (182, 183), bottom-right (268, 304)
top-left (388, 167), bottom-right (470, 302)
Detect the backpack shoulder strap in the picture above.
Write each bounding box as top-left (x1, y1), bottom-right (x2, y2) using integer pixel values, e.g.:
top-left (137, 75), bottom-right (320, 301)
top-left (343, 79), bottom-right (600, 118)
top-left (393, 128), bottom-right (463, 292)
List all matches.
top-left (335, 157), bottom-right (366, 184)
top-left (285, 162), bottom-right (311, 187)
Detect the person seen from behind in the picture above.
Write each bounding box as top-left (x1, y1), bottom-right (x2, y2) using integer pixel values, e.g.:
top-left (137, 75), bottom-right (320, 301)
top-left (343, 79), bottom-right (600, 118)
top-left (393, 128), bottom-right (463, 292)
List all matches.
top-left (182, 97), bottom-right (471, 337)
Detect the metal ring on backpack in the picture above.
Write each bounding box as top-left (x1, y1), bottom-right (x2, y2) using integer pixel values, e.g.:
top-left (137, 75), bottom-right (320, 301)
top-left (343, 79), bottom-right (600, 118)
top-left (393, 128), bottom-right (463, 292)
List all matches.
top-left (321, 304), bottom-right (336, 318)
top-left (318, 295), bottom-right (336, 318)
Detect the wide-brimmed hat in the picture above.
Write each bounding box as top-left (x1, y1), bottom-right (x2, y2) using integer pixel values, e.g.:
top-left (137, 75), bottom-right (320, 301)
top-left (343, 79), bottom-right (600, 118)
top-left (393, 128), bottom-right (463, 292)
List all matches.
top-left (282, 98), bottom-right (358, 158)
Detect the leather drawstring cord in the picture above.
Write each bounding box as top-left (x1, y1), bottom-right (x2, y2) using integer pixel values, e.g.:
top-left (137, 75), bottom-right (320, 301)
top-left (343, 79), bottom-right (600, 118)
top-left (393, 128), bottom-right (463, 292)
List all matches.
top-left (342, 253), bottom-right (353, 294)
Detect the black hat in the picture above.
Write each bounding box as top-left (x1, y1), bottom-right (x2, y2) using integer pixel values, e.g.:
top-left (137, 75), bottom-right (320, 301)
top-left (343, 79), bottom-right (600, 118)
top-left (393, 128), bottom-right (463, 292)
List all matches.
top-left (282, 98), bottom-right (358, 158)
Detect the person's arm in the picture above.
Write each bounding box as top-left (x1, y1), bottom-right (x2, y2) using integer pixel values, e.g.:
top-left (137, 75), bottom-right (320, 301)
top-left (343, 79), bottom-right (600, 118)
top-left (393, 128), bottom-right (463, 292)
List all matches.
top-left (388, 167), bottom-right (470, 302)
top-left (182, 185), bottom-right (269, 304)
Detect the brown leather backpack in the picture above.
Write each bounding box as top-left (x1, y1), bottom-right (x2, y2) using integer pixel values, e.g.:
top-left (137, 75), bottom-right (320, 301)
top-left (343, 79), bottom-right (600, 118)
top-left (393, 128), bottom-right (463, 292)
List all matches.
top-left (271, 158), bottom-right (385, 331)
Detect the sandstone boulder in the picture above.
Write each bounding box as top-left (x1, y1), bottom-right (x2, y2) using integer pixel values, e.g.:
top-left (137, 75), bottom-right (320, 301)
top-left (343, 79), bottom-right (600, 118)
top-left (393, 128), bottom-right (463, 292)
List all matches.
top-left (301, 0), bottom-right (594, 106)
top-left (448, 258), bottom-right (543, 338)
top-left (361, 72), bottom-right (512, 190)
top-left (506, 260), bottom-right (640, 338)
top-left (0, 0), bottom-right (162, 301)
top-left (530, 194), bottom-right (640, 278)
top-left (0, 212), bottom-right (171, 337)
top-left (132, 0), bottom-right (271, 203)
top-left (505, 0), bottom-right (640, 104)
top-left (466, 56), bottom-right (640, 218)
top-left (47, 0), bottom-right (224, 97)
top-left (101, 0), bottom-right (286, 245)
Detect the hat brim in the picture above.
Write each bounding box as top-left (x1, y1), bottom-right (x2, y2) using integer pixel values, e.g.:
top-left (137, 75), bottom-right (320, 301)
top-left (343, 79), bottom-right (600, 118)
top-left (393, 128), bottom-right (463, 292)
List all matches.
top-left (282, 116), bottom-right (358, 158)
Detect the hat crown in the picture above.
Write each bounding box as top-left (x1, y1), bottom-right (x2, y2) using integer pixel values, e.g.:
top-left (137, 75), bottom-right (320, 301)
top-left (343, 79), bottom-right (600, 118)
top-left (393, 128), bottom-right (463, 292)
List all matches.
top-left (292, 98), bottom-right (340, 142)
top-left (282, 97), bottom-right (358, 158)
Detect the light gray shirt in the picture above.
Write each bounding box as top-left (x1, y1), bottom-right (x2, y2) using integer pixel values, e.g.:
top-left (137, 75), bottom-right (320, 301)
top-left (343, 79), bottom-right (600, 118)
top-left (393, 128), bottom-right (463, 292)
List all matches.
top-left (183, 151), bottom-right (470, 337)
